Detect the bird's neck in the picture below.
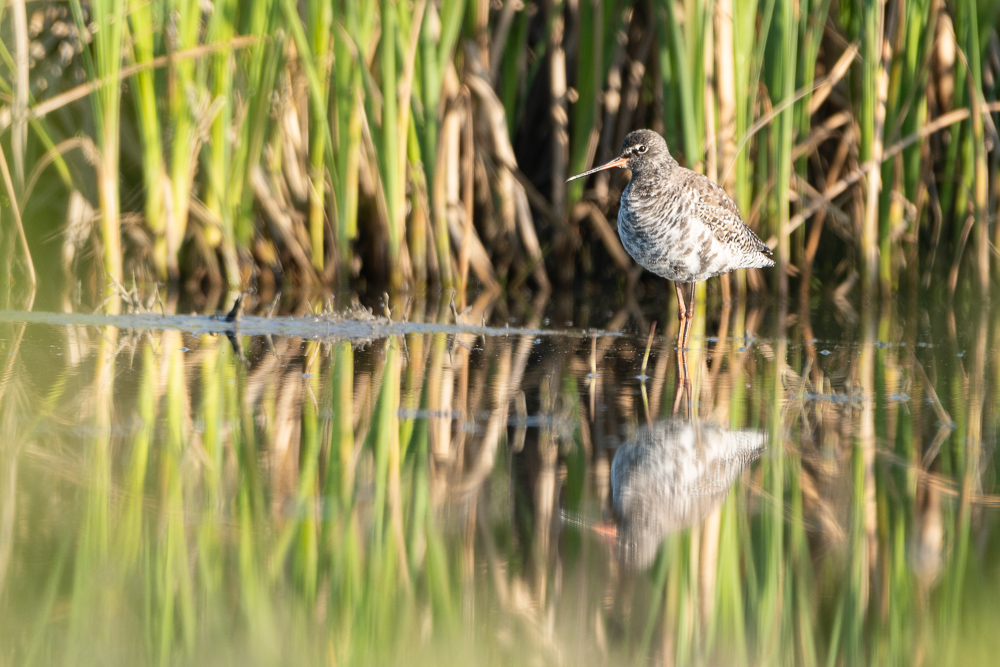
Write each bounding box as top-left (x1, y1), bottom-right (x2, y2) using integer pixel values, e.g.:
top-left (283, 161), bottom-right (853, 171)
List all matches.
top-left (625, 156), bottom-right (678, 199)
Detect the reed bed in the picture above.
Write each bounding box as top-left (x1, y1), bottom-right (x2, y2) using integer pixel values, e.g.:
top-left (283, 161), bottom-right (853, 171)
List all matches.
top-left (0, 289), bottom-right (998, 664)
top-left (1, 1), bottom-right (999, 303)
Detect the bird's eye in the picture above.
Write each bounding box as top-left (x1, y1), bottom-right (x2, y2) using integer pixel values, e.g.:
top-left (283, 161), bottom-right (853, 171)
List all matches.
top-left (636, 145), bottom-right (647, 154)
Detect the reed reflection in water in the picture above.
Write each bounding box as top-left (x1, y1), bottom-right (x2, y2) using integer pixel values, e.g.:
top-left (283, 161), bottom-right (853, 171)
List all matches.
top-left (0, 290), bottom-right (997, 665)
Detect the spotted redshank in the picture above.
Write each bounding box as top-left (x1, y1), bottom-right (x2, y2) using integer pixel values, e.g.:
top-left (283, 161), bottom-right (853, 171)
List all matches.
top-left (567, 129), bottom-right (774, 348)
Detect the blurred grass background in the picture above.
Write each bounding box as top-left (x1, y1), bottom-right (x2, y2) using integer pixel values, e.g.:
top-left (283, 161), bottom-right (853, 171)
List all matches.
top-left (0, 0), bottom-right (998, 307)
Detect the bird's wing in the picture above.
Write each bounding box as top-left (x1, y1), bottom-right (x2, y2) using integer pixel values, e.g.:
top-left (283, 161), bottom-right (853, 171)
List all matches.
top-left (683, 173), bottom-right (773, 256)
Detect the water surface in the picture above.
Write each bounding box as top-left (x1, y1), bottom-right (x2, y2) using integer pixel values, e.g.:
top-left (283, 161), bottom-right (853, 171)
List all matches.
top-left (0, 289), bottom-right (997, 665)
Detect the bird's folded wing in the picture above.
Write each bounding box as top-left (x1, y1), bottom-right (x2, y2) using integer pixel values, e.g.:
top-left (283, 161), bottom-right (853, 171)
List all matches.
top-left (687, 177), bottom-right (771, 256)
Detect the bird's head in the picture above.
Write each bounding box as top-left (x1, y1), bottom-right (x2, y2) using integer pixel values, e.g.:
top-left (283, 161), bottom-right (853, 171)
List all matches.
top-left (566, 129), bottom-right (672, 182)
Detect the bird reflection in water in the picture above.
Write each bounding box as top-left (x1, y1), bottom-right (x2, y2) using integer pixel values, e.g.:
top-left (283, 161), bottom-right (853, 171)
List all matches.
top-left (610, 349), bottom-right (767, 570)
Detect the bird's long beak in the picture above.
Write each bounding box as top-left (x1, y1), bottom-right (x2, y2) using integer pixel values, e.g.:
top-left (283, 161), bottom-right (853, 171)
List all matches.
top-left (565, 156), bottom-right (629, 182)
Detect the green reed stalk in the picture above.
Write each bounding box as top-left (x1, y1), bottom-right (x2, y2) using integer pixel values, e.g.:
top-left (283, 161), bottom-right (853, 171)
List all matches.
top-left (278, 0), bottom-right (336, 275)
top-left (333, 1), bottom-right (365, 279)
top-left (956, 0), bottom-right (990, 291)
top-left (769, 0), bottom-right (798, 299)
top-left (939, 428), bottom-right (972, 663)
top-left (847, 313), bottom-right (876, 663)
top-left (233, 350), bottom-right (272, 635)
top-left (756, 337), bottom-right (786, 659)
top-left (118, 344), bottom-right (155, 565)
top-left (566, 0), bottom-right (603, 206)
top-left (714, 496), bottom-right (749, 662)
top-left (897, 0), bottom-right (938, 276)
top-left (166, 341), bottom-right (196, 657)
top-left (232, 3), bottom-right (281, 251)
top-left (281, 0), bottom-right (332, 276)
top-left (417, 6), bottom-right (443, 281)
top-left (395, 6), bottom-right (425, 287)
top-left (941, 61), bottom-right (967, 249)
top-left (329, 340), bottom-right (356, 508)
top-left (417, 0), bottom-right (465, 288)
top-left (9, 0), bottom-right (27, 190)
top-left (730, 0), bottom-right (771, 295)
top-left (203, 0), bottom-right (241, 285)
top-left (789, 453), bottom-right (818, 667)
top-left (379, 0), bottom-right (403, 288)
top-left (64, 330), bottom-right (117, 656)
top-left (195, 341), bottom-right (226, 609)
top-left (164, 0), bottom-right (204, 279)
top-left (859, 0), bottom-right (886, 293)
top-left (406, 117), bottom-right (432, 283)
top-left (796, 0), bottom-right (831, 269)
top-left (405, 398), bottom-right (429, 546)
top-left (638, 540), bottom-right (671, 654)
top-left (295, 343), bottom-right (321, 597)
top-left (126, 1), bottom-right (168, 277)
top-left (370, 337), bottom-right (400, 552)
top-left (423, 496), bottom-right (456, 626)
top-left (659, 0), bottom-right (707, 170)
top-left (361, 339), bottom-right (408, 653)
top-left (675, 534), bottom-right (696, 663)
top-left (310, 1), bottom-right (334, 274)
top-left (878, 21), bottom-right (901, 293)
top-left (885, 363), bottom-right (917, 666)
top-left (500, 10), bottom-right (529, 137)
top-left (200, 341), bottom-right (224, 499)
top-left (69, 0), bottom-right (125, 299)
top-left (990, 42), bottom-right (1000, 279)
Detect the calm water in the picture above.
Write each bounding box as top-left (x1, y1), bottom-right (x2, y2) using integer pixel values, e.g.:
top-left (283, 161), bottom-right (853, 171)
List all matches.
top-left (0, 287), bottom-right (998, 665)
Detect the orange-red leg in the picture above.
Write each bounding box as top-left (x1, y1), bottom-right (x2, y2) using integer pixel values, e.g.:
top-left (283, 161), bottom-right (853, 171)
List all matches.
top-left (675, 282), bottom-right (697, 350)
top-left (674, 282), bottom-right (687, 321)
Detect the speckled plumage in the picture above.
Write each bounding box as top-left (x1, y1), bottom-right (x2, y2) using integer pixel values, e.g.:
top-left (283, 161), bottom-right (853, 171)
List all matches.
top-left (611, 418), bottom-right (766, 570)
top-left (614, 130), bottom-right (774, 282)
top-left (567, 129), bottom-right (774, 344)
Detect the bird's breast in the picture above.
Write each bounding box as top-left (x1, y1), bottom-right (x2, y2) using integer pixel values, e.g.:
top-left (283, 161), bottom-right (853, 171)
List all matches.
top-left (618, 195), bottom-right (711, 282)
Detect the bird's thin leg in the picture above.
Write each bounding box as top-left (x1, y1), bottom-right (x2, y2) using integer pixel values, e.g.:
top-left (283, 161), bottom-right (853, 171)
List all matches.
top-left (687, 282), bottom-right (696, 323)
top-left (680, 282), bottom-right (696, 349)
top-left (674, 282), bottom-right (687, 321)
top-left (675, 281), bottom-right (690, 350)
top-left (681, 287), bottom-right (692, 393)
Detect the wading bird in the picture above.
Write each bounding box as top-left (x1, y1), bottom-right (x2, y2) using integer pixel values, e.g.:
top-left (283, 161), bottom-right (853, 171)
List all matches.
top-left (567, 129), bottom-right (773, 348)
